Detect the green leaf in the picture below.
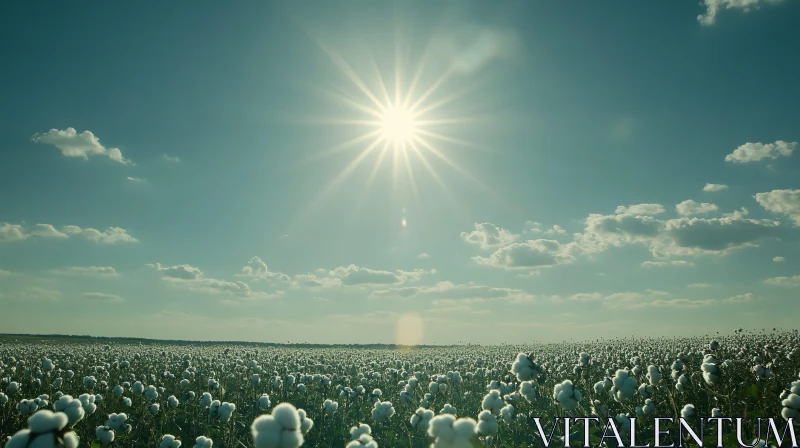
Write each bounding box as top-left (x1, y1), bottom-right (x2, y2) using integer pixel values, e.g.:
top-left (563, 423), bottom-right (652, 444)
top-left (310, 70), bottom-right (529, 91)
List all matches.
top-left (91, 442), bottom-right (102, 448)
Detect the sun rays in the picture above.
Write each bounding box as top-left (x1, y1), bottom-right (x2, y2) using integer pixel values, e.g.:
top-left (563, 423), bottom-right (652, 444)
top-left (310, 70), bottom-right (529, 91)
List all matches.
top-left (300, 35), bottom-right (491, 211)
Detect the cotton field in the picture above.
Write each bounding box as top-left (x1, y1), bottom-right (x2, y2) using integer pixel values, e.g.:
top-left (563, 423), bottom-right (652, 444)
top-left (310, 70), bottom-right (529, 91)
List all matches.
top-left (1, 331), bottom-right (799, 447)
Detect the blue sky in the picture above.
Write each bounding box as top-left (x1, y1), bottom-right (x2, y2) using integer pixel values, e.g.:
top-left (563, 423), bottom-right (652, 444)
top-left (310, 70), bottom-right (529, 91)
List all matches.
top-left (1, 0), bottom-right (799, 344)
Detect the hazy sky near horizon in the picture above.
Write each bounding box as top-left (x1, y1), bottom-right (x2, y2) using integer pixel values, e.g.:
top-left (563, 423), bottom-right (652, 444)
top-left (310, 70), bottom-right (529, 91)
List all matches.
top-left (1, 0), bottom-right (799, 345)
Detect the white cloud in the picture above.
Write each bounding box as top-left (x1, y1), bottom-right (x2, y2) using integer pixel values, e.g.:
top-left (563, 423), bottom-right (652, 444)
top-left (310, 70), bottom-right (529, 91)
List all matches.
top-left (698, 0), bottom-right (789, 25)
top-left (473, 239), bottom-right (578, 270)
top-left (614, 204), bottom-right (665, 215)
top-left (722, 292), bottom-right (755, 303)
top-left (688, 283), bottom-right (712, 288)
top-left (82, 292), bottom-right (123, 302)
top-left (649, 298), bottom-right (718, 308)
top-left (641, 260), bottom-right (695, 268)
top-left (163, 154), bottom-right (181, 162)
top-left (0, 269), bottom-right (15, 277)
top-left (418, 253), bottom-right (430, 259)
top-left (765, 275), bottom-right (800, 287)
top-left (704, 183), bottom-right (728, 192)
top-left (50, 266), bottom-right (118, 276)
top-left (1, 222), bottom-right (136, 244)
top-left (773, 256), bottom-right (785, 263)
top-left (292, 273), bottom-right (343, 288)
top-left (237, 256), bottom-right (290, 282)
top-left (32, 128), bottom-right (133, 165)
top-left (460, 223), bottom-right (517, 249)
top-left (724, 140), bottom-right (796, 163)
top-left (329, 265), bottom-right (404, 286)
top-left (1, 287), bottom-right (61, 302)
top-left (676, 200), bottom-right (719, 216)
top-left (371, 281), bottom-right (535, 303)
top-left (754, 189), bottom-right (800, 226)
top-left (127, 176), bottom-right (146, 182)
top-left (147, 262), bottom-right (254, 296)
top-left (0, 223), bottom-right (26, 242)
top-left (524, 221), bottom-right (567, 236)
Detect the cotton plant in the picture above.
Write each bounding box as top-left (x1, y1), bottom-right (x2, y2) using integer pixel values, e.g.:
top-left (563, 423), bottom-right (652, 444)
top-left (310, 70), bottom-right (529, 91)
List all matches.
top-left (5, 410), bottom-right (80, 448)
top-left (371, 400), bottom-right (395, 422)
top-left (481, 390), bottom-right (504, 415)
top-left (476, 410), bottom-right (499, 436)
top-left (610, 369), bottom-right (638, 401)
top-left (193, 436), bottom-right (213, 448)
top-left (96, 425), bottom-right (115, 445)
top-left (439, 403), bottom-right (457, 415)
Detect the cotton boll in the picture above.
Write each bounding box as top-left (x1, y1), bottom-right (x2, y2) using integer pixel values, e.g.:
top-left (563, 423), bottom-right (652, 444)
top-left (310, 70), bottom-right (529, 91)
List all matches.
top-left (122, 397), bottom-right (132, 407)
top-left (6, 410), bottom-right (79, 448)
top-left (132, 381), bottom-right (144, 395)
top-left (346, 434), bottom-right (378, 447)
top-left (145, 385), bottom-right (159, 400)
top-left (160, 434), bottom-right (182, 448)
top-left (428, 414), bottom-right (477, 448)
top-left (647, 365), bottom-right (662, 385)
top-left (96, 426), bottom-right (115, 444)
top-left (681, 404), bottom-right (696, 419)
top-left (592, 400), bottom-right (609, 419)
top-left (105, 413), bottom-right (128, 430)
top-left (149, 403), bottom-right (160, 415)
top-left (711, 408), bottom-right (722, 418)
top-left (7, 381), bottom-right (20, 396)
top-left (701, 355), bottom-right (722, 385)
top-left (638, 384), bottom-right (654, 399)
top-left (17, 399), bottom-right (38, 414)
top-left (511, 352), bottom-right (543, 382)
top-left (168, 395), bottom-right (180, 408)
top-left (200, 392), bottom-right (213, 408)
top-left (781, 393), bottom-right (800, 421)
top-left (52, 377), bottom-right (63, 388)
top-left (410, 407), bottom-right (435, 431)
top-left (258, 393), bottom-right (271, 411)
top-left (350, 423), bottom-right (372, 440)
top-left (643, 399), bottom-right (656, 415)
top-left (53, 395), bottom-right (86, 426)
top-left (83, 376), bottom-right (96, 388)
top-left (251, 402), bottom-right (304, 448)
top-left (323, 399), bottom-right (338, 415)
top-left (593, 380), bottom-right (606, 394)
top-left (371, 400), bottom-right (395, 421)
top-left (216, 402), bottom-right (236, 423)
top-left (481, 390), bottom-right (504, 415)
top-left (0, 392), bottom-right (7, 405)
top-left (610, 370), bottom-right (638, 401)
top-left (553, 380), bottom-right (582, 410)
top-left (112, 385), bottom-right (124, 397)
top-left (499, 405), bottom-right (515, 424)
top-left (477, 410), bottom-right (499, 436)
top-left (439, 403), bottom-right (457, 415)
top-left (193, 436), bottom-right (213, 448)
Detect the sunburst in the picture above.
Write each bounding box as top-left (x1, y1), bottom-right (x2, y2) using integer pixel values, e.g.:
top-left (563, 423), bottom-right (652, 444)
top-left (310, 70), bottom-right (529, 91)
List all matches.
top-left (301, 35), bottom-right (488, 210)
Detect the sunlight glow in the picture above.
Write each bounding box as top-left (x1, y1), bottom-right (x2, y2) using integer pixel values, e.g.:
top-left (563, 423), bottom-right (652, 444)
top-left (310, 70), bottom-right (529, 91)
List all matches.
top-left (380, 104), bottom-right (418, 148)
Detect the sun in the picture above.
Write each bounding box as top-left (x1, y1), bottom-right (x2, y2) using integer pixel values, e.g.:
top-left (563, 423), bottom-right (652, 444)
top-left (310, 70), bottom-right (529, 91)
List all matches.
top-left (380, 103), bottom-right (418, 148)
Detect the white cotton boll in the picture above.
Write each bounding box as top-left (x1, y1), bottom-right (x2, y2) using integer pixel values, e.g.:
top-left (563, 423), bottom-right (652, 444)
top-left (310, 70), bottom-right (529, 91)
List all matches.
top-left (647, 365), bottom-right (662, 385)
top-left (209, 378), bottom-right (219, 390)
top-left (149, 403), bottom-right (160, 415)
top-left (781, 393), bottom-right (800, 421)
top-left (0, 393), bottom-right (7, 405)
top-left (180, 379), bottom-right (190, 389)
top-left (193, 436), bottom-right (213, 448)
top-left (251, 374), bottom-right (260, 386)
top-left (78, 394), bottom-right (97, 415)
top-left (6, 410), bottom-right (79, 448)
top-left (593, 380), bottom-right (606, 394)
top-left (52, 377), bottom-right (63, 388)
top-left (638, 384), bottom-right (654, 399)
top-left (350, 423), bottom-right (372, 440)
top-left (676, 374), bottom-right (688, 392)
top-left (105, 413), bottom-right (128, 430)
top-left (371, 400), bottom-right (395, 422)
top-left (681, 404), bottom-right (696, 419)
top-left (323, 399), bottom-right (338, 415)
top-left (701, 355), bottom-right (721, 385)
top-left (428, 414), bottom-right (477, 448)
top-left (218, 402), bottom-right (236, 422)
top-left (346, 434), bottom-right (378, 447)
top-left (251, 402), bottom-right (304, 448)
top-left (160, 434), bottom-right (182, 448)
top-left (643, 399), bottom-right (656, 415)
top-left (610, 370), bottom-right (638, 401)
top-left (17, 399), bottom-right (38, 414)
top-left (7, 381), bottom-right (20, 395)
top-left (477, 410), bottom-right (499, 436)
top-left (481, 390), bottom-right (504, 415)
top-left (122, 397), bottom-right (132, 407)
top-left (96, 426), bottom-right (115, 444)
top-left (133, 381), bottom-right (144, 395)
top-left (511, 352), bottom-right (543, 382)
top-left (55, 395), bottom-right (85, 425)
top-left (297, 384), bottom-right (306, 393)
top-left (83, 376), bottom-right (96, 388)
top-left (410, 407), bottom-right (435, 431)
top-left (499, 405), bottom-right (515, 424)
top-left (711, 408), bottom-right (722, 418)
top-left (145, 385), bottom-right (159, 400)
top-left (439, 403), bottom-right (457, 415)
top-left (615, 414), bottom-right (632, 436)
top-left (168, 395), bottom-right (180, 408)
top-left (553, 380), bottom-right (582, 410)
top-left (112, 385), bottom-right (124, 397)
top-left (200, 392), bottom-right (213, 408)
top-left (258, 393), bottom-right (271, 410)
top-left (592, 400), bottom-right (609, 419)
